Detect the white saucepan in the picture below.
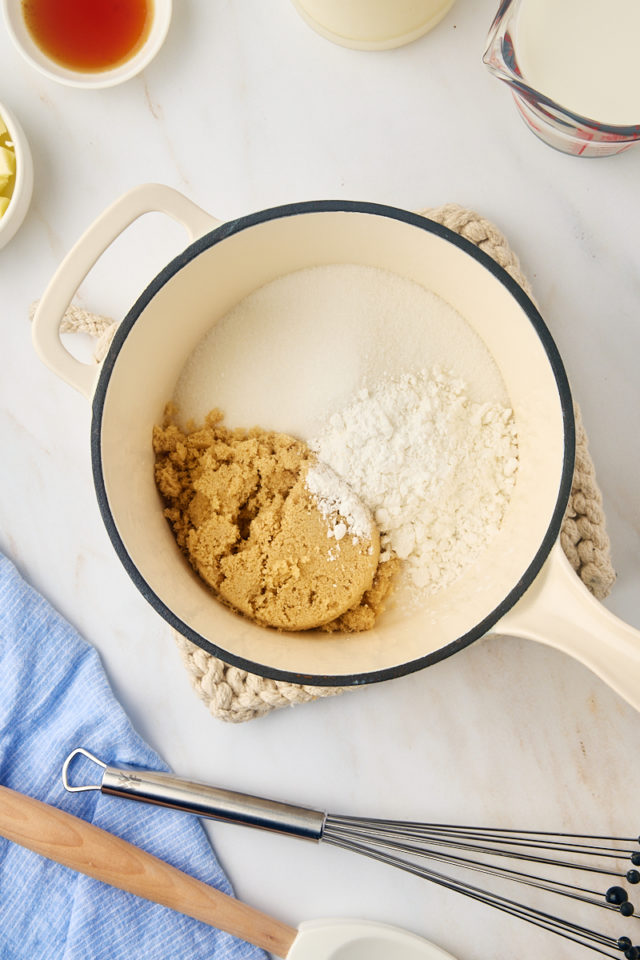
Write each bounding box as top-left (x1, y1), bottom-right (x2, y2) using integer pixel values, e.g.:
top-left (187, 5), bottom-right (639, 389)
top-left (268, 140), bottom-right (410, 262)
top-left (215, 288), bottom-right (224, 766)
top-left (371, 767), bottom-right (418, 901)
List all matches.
top-left (32, 184), bottom-right (640, 709)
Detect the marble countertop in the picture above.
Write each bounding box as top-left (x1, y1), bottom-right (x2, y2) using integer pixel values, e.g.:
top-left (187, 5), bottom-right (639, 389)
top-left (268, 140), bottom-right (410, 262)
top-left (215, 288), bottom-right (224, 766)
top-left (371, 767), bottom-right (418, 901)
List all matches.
top-left (1, 2), bottom-right (639, 959)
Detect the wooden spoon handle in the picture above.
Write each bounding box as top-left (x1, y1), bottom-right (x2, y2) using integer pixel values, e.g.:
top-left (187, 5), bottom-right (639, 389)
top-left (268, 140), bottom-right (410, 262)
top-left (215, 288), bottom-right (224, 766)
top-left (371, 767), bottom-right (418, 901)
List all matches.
top-left (0, 784), bottom-right (298, 957)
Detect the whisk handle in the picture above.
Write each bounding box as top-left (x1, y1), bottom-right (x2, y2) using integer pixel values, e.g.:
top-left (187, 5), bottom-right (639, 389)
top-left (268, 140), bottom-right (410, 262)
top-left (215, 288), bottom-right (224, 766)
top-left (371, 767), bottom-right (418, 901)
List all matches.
top-left (63, 749), bottom-right (326, 841)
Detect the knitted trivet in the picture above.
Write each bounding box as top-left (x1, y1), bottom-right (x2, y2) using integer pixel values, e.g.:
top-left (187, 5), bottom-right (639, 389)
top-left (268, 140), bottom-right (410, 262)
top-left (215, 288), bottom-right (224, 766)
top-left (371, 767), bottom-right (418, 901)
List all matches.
top-left (40, 204), bottom-right (615, 722)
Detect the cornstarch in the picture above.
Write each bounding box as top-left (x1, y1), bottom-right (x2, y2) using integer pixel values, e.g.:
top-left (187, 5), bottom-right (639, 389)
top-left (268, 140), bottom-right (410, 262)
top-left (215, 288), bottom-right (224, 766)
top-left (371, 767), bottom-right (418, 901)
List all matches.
top-left (306, 461), bottom-right (375, 545)
top-left (309, 368), bottom-right (518, 601)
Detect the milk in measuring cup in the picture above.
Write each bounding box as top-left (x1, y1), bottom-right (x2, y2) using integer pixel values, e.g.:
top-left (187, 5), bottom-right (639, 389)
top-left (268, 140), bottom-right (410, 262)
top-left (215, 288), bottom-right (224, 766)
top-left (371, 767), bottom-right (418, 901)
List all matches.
top-left (516, 0), bottom-right (640, 124)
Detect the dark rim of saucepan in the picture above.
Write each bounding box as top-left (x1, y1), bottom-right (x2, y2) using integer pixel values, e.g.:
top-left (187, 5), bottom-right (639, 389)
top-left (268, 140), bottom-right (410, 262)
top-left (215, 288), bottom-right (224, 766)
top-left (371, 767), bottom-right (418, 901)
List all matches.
top-left (91, 199), bottom-right (575, 687)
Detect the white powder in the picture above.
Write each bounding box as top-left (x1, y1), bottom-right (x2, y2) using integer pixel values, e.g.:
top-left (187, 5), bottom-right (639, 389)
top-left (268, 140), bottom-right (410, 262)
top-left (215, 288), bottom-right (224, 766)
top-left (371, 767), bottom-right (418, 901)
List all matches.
top-left (305, 461), bottom-right (374, 544)
top-left (309, 367), bottom-right (518, 600)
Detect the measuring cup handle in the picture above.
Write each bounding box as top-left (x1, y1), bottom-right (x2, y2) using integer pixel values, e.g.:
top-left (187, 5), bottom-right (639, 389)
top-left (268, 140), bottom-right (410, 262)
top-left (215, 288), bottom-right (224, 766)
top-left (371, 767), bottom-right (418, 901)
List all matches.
top-left (0, 784), bottom-right (297, 956)
top-left (31, 183), bottom-right (221, 401)
top-left (495, 541), bottom-right (640, 711)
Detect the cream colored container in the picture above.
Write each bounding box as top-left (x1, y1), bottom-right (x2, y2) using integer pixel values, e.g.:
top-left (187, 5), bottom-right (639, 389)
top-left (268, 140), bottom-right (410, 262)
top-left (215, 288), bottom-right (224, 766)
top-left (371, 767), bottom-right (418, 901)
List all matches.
top-left (291, 0), bottom-right (456, 50)
top-left (32, 184), bottom-right (640, 710)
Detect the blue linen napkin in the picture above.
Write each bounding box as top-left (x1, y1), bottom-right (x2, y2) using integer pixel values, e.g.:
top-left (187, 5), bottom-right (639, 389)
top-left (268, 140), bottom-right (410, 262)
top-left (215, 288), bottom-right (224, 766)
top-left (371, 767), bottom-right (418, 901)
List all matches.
top-left (0, 553), bottom-right (270, 960)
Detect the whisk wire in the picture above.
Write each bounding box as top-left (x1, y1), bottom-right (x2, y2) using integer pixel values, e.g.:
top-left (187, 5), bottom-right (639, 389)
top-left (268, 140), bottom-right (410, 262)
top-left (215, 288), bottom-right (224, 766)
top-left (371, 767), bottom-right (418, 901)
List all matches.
top-left (325, 818), bottom-right (630, 884)
top-left (325, 821), bottom-right (613, 907)
top-left (325, 833), bottom-right (627, 959)
top-left (328, 816), bottom-right (636, 863)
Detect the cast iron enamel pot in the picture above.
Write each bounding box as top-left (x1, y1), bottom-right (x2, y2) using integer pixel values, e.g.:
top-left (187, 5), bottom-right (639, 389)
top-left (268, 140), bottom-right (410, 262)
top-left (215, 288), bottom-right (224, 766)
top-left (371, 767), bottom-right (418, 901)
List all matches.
top-left (32, 185), bottom-right (640, 709)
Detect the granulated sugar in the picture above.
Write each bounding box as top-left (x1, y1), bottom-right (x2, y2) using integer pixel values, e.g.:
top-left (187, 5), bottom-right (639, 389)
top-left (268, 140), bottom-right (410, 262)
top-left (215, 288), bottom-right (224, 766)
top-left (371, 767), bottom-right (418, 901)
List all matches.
top-left (309, 367), bottom-right (518, 601)
top-left (172, 265), bottom-right (509, 441)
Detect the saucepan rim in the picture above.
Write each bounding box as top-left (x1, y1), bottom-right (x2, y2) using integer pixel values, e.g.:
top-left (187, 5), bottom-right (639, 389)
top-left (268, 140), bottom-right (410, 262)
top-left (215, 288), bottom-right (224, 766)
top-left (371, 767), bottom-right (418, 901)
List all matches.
top-left (90, 199), bottom-right (575, 686)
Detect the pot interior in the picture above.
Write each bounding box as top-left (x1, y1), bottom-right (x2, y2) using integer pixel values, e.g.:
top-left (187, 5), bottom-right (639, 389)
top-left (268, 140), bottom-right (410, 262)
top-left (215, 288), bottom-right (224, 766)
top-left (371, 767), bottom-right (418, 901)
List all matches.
top-left (94, 204), bottom-right (570, 682)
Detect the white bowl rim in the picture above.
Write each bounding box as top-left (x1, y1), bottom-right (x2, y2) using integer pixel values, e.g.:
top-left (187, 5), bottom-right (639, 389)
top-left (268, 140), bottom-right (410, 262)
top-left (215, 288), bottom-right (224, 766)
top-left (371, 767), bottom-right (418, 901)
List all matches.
top-left (0, 98), bottom-right (33, 248)
top-left (1, 0), bottom-right (172, 89)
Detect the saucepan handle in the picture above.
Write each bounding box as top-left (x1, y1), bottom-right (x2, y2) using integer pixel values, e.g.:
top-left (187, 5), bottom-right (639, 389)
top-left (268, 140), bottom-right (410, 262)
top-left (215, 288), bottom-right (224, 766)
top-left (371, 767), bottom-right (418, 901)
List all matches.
top-left (31, 183), bottom-right (221, 401)
top-left (493, 541), bottom-right (640, 711)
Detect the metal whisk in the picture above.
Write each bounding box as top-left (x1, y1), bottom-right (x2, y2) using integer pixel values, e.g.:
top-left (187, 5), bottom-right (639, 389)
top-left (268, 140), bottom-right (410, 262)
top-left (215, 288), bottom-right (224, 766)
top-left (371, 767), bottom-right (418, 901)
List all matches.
top-left (63, 749), bottom-right (640, 959)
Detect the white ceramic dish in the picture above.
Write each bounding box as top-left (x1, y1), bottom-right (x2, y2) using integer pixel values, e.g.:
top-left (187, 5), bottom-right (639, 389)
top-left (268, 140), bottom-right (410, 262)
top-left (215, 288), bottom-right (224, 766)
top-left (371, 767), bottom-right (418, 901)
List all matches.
top-left (0, 99), bottom-right (33, 251)
top-left (1, 0), bottom-right (172, 89)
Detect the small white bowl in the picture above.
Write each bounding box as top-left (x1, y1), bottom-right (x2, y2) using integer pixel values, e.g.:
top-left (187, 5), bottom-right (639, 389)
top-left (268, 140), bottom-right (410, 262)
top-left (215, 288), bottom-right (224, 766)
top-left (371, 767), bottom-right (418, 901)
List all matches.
top-left (0, 99), bottom-right (33, 251)
top-left (1, 0), bottom-right (172, 89)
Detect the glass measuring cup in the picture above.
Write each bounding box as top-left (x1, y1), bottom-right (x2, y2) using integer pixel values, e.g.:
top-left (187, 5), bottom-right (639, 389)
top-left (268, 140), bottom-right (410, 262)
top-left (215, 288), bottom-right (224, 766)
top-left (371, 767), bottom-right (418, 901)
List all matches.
top-left (482, 0), bottom-right (640, 157)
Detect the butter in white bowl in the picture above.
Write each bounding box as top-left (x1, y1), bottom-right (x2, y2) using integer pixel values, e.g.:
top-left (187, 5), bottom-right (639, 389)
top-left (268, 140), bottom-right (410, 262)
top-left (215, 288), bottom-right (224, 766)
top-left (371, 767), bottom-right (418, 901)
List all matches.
top-left (0, 111), bottom-right (17, 218)
top-left (0, 101), bottom-right (33, 250)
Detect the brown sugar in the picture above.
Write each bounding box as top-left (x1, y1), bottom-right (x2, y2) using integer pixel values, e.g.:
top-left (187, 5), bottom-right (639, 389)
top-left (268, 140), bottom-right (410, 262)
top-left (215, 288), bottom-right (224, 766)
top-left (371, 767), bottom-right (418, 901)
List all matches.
top-left (153, 408), bottom-right (397, 632)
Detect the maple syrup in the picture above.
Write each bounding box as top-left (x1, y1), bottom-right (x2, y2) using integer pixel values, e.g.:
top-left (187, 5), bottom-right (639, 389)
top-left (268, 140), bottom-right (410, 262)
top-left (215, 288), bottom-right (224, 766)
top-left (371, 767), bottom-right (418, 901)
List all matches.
top-left (22, 0), bottom-right (153, 72)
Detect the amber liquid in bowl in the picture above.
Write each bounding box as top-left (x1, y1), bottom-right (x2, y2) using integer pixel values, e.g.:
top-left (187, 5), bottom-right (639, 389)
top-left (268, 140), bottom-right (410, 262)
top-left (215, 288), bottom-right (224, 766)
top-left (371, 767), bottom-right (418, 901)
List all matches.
top-left (22, 0), bottom-right (153, 72)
